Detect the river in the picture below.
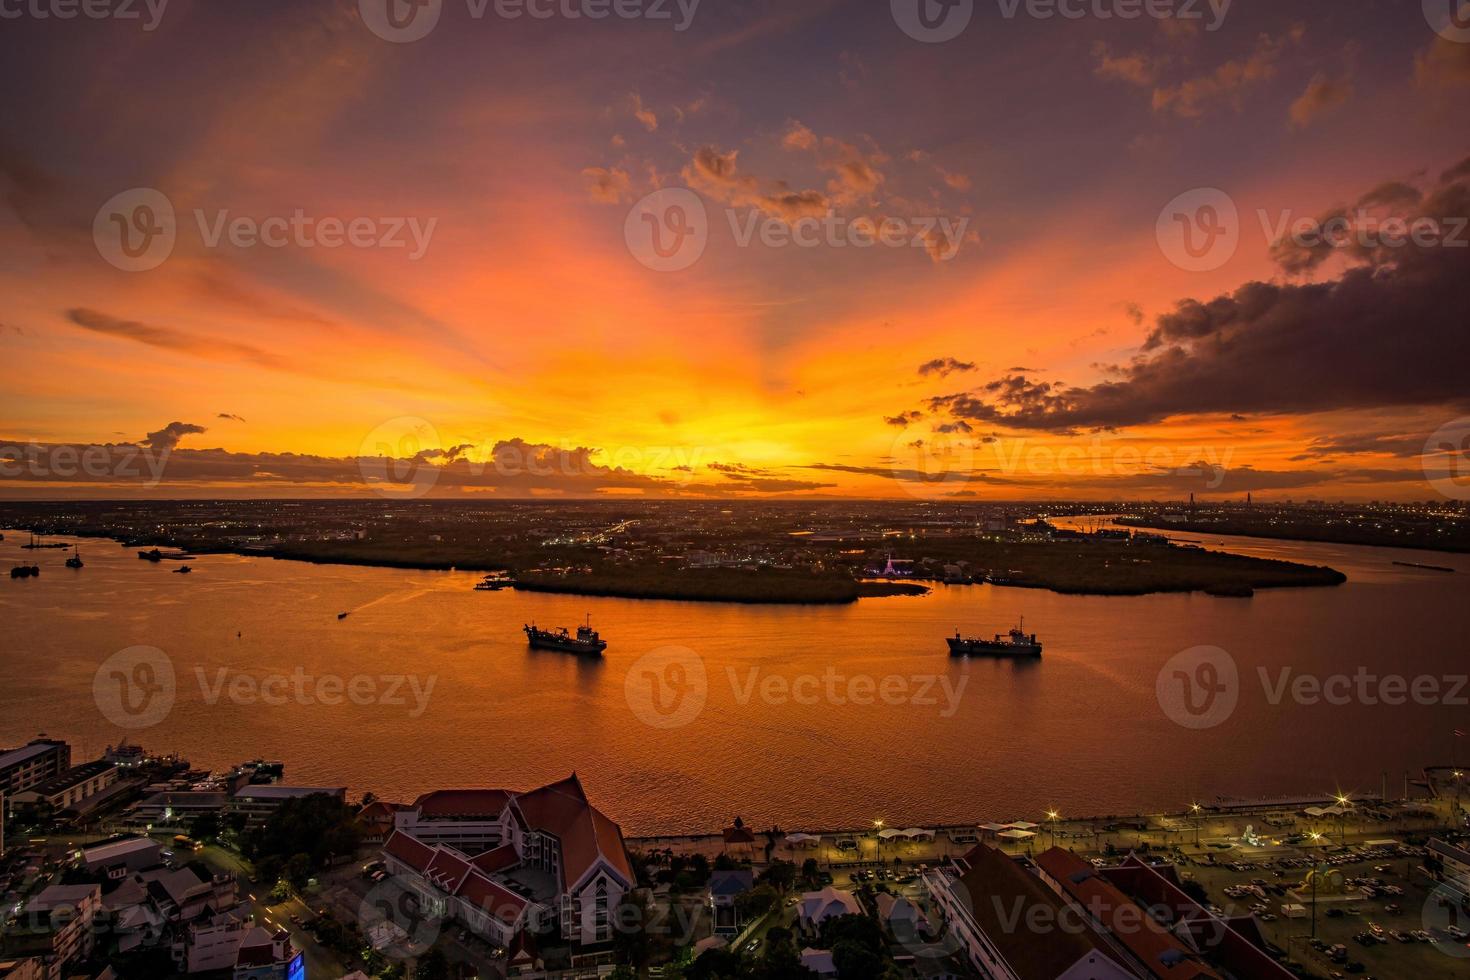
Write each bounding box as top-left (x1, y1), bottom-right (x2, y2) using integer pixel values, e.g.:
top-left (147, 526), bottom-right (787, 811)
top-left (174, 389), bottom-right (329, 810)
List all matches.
top-left (2, 524), bottom-right (1465, 835)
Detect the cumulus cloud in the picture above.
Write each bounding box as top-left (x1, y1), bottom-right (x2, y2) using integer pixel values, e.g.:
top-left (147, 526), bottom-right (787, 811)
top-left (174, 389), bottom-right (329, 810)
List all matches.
top-left (1288, 72), bottom-right (1352, 127)
top-left (582, 166), bottom-right (632, 203)
top-left (143, 421), bottom-right (207, 450)
top-left (918, 357), bottom-right (977, 378)
top-left (912, 158), bottom-right (1470, 432)
top-left (1151, 28), bottom-right (1301, 118)
top-left (682, 146), bottom-right (830, 223)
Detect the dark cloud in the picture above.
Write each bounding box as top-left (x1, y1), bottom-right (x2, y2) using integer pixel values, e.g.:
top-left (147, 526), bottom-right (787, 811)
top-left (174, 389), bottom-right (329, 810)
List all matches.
top-left (143, 421), bottom-right (207, 451)
top-left (68, 308), bottom-right (291, 371)
top-left (217, 413), bottom-right (247, 422)
top-left (918, 357), bottom-right (977, 378)
top-left (884, 411), bottom-right (924, 428)
top-left (915, 160), bottom-right (1470, 433)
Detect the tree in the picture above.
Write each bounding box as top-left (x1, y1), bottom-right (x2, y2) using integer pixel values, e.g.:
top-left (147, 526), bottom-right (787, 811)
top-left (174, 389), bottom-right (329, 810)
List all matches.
top-left (684, 947), bottom-right (747, 980)
top-left (800, 859), bottom-right (820, 886)
top-left (760, 860), bottom-right (797, 893)
top-left (415, 948), bottom-right (449, 980)
top-left (831, 940), bottom-right (883, 980)
top-left (736, 884), bottom-right (778, 920)
top-left (286, 852), bottom-right (314, 890)
top-left (190, 811), bottom-right (221, 843)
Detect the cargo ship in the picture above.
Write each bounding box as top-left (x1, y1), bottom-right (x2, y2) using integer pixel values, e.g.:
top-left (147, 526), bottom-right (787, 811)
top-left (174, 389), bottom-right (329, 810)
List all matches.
top-left (524, 617), bottom-right (607, 656)
top-left (947, 618), bottom-right (1042, 658)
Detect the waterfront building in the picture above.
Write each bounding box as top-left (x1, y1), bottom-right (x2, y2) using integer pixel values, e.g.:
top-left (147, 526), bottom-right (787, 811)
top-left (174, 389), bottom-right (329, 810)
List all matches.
top-left (922, 845), bottom-right (1136, 980)
top-left (81, 836), bottom-right (164, 878)
top-left (1429, 838), bottom-right (1470, 898)
top-left (0, 740), bottom-right (71, 798)
top-left (9, 760), bottom-right (120, 820)
top-left (229, 784), bottom-right (346, 827)
top-left (384, 774), bottom-right (634, 949)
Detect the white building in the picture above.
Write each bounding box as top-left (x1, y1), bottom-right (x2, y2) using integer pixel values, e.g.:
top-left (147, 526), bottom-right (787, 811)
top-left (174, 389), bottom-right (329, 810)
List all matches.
top-left (1430, 838), bottom-right (1470, 897)
top-left (385, 774), bottom-right (634, 948)
top-left (923, 845), bottom-right (1137, 980)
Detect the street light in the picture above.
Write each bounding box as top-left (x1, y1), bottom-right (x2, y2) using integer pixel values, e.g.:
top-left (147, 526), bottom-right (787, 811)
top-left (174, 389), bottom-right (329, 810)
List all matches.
top-left (1190, 803), bottom-right (1202, 848)
top-left (1046, 810), bottom-right (1060, 848)
top-left (874, 820), bottom-right (884, 867)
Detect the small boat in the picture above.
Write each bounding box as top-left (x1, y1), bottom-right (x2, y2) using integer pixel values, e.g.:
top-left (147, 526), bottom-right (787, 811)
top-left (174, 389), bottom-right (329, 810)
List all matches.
top-left (524, 616), bottom-right (607, 656)
top-left (66, 548), bottom-right (84, 569)
top-left (948, 618), bottom-right (1042, 658)
top-left (338, 612), bottom-right (349, 620)
top-left (173, 565), bottom-right (192, 574)
top-left (10, 565), bottom-right (41, 579)
top-left (138, 549), bottom-right (163, 562)
top-left (474, 574), bottom-right (513, 591)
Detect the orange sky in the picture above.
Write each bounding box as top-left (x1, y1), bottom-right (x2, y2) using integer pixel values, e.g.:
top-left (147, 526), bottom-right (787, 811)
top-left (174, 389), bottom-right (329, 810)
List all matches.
top-left (2, 0), bottom-right (1469, 500)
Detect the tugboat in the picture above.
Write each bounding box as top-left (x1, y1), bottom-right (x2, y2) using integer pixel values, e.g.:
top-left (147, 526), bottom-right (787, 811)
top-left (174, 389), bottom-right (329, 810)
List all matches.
top-left (474, 573), bottom-right (513, 591)
top-left (524, 616), bottom-right (607, 656)
top-left (173, 565), bottom-right (192, 574)
top-left (66, 548), bottom-right (84, 569)
top-left (10, 565), bottom-right (41, 579)
top-left (948, 618), bottom-right (1042, 658)
top-left (138, 549), bottom-right (163, 562)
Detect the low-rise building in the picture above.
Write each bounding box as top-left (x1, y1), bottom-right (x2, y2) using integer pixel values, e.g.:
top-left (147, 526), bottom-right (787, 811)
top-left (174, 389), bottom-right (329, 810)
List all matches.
top-left (707, 869), bottom-right (754, 936)
top-left (81, 836), bottom-right (164, 878)
top-left (0, 740), bottom-right (70, 798)
top-left (230, 785), bottom-right (346, 827)
top-left (14, 884), bottom-right (103, 980)
top-left (796, 886), bottom-right (862, 934)
top-left (10, 760), bottom-right (117, 819)
top-left (0, 959), bottom-right (45, 980)
top-left (1429, 838), bottom-right (1470, 897)
top-left (385, 774), bottom-right (634, 948)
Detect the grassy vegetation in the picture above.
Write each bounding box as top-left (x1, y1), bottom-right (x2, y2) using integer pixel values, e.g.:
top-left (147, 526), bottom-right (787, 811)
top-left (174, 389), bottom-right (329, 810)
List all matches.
top-left (516, 566), bottom-right (865, 604)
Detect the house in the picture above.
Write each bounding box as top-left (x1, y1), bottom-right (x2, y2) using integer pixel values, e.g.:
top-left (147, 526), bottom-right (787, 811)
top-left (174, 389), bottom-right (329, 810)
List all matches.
top-left (506, 929), bottom-right (544, 978)
top-left (81, 836), bottom-right (163, 878)
top-left (875, 891), bottom-right (931, 943)
top-left (800, 948), bottom-right (837, 979)
top-left (706, 869), bottom-right (754, 936)
top-left (172, 907), bottom-right (253, 973)
top-left (357, 800), bottom-right (407, 842)
top-left (231, 926), bottom-right (299, 979)
top-left (385, 774), bottom-right (634, 949)
top-left (922, 845), bottom-right (1138, 980)
top-left (796, 886), bottom-right (862, 933)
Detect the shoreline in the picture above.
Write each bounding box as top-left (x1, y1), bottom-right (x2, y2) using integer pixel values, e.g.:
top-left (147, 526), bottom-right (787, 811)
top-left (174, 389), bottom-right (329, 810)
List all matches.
top-left (1, 523), bottom-right (1347, 603)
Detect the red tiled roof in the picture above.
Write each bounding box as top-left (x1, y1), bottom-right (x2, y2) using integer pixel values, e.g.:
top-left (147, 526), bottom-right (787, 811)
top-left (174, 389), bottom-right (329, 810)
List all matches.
top-left (953, 844), bottom-right (1126, 980)
top-left (359, 801), bottom-right (406, 821)
top-left (471, 845), bottom-right (521, 874)
top-left (456, 869), bottom-right (530, 926)
top-left (384, 830), bottom-right (436, 873)
top-left (722, 825), bottom-right (757, 844)
top-left (425, 847), bottom-right (473, 893)
top-left (512, 774), bottom-right (633, 889)
top-left (412, 789), bottom-right (513, 817)
top-left (1035, 848), bottom-right (1222, 980)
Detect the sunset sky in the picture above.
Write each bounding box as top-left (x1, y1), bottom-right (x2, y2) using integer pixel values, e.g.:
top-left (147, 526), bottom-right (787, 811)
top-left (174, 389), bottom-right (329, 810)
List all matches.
top-left (2, 0), bottom-right (1469, 500)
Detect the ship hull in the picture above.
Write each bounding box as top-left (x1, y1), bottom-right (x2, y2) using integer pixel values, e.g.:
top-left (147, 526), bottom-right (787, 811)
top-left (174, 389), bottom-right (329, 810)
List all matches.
top-left (947, 637), bottom-right (1042, 658)
top-left (524, 628), bottom-right (606, 656)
